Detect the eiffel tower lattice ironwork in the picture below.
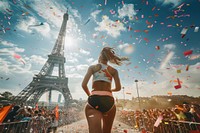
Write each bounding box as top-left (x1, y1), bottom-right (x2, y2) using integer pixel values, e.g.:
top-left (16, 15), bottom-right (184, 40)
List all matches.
top-left (13, 11), bottom-right (73, 106)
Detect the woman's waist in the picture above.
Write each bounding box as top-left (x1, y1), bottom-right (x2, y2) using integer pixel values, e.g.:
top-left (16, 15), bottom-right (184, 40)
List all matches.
top-left (91, 90), bottom-right (113, 97)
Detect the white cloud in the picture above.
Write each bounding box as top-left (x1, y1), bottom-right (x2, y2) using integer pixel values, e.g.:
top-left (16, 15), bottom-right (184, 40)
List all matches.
top-left (16, 16), bottom-right (50, 37)
top-left (31, 0), bottom-right (65, 27)
top-left (86, 58), bottom-right (94, 63)
top-left (79, 48), bottom-right (90, 55)
top-left (65, 64), bottom-right (88, 74)
top-left (0, 1), bottom-right (10, 12)
top-left (65, 58), bottom-right (78, 63)
top-left (65, 53), bottom-right (79, 63)
top-left (118, 4), bottom-right (136, 20)
top-left (145, 63), bottom-right (200, 97)
top-left (160, 51), bottom-right (174, 69)
top-left (16, 16), bottom-right (36, 33)
top-left (31, 0), bottom-right (82, 39)
top-left (118, 43), bottom-right (130, 49)
top-left (76, 64), bottom-right (89, 71)
top-left (90, 59), bottom-right (98, 65)
top-left (0, 58), bottom-right (10, 74)
top-left (95, 15), bottom-right (125, 38)
top-left (69, 8), bottom-right (81, 20)
top-left (91, 10), bottom-right (102, 20)
top-left (156, 0), bottom-right (183, 6)
top-left (0, 40), bottom-right (15, 47)
top-left (0, 47), bottom-right (25, 55)
top-left (29, 23), bottom-right (51, 37)
top-left (14, 47), bottom-right (25, 53)
top-left (118, 43), bottom-right (134, 54)
top-left (30, 55), bottom-right (46, 65)
top-left (67, 73), bottom-right (83, 78)
top-left (65, 66), bottom-right (76, 73)
top-left (0, 58), bottom-right (32, 75)
top-left (164, 44), bottom-right (176, 50)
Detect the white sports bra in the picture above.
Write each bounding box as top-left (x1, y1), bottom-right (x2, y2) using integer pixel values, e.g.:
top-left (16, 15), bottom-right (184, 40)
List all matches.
top-left (93, 63), bottom-right (112, 83)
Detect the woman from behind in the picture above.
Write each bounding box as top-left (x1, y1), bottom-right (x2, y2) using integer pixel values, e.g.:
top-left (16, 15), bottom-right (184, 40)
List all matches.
top-left (82, 47), bottom-right (128, 133)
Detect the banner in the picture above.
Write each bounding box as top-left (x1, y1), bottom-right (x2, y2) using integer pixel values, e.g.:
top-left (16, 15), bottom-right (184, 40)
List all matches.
top-left (0, 105), bottom-right (13, 123)
top-left (55, 105), bottom-right (59, 120)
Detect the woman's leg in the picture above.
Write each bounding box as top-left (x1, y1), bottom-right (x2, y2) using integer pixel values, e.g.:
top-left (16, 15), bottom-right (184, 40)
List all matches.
top-left (102, 105), bottom-right (116, 133)
top-left (85, 104), bottom-right (103, 133)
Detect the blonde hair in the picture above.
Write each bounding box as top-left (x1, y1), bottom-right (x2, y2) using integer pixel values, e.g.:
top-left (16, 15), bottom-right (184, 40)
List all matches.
top-left (99, 47), bottom-right (129, 66)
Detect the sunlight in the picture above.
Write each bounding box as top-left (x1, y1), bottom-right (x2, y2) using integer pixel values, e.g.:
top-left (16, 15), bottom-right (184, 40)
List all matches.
top-left (65, 35), bottom-right (77, 49)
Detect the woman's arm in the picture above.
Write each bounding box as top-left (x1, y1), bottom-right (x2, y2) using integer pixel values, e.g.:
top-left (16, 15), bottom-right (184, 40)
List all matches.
top-left (111, 70), bottom-right (121, 92)
top-left (81, 66), bottom-right (93, 96)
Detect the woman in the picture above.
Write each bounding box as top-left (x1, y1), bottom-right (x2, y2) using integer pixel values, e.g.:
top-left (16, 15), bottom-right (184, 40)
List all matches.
top-left (82, 47), bottom-right (128, 133)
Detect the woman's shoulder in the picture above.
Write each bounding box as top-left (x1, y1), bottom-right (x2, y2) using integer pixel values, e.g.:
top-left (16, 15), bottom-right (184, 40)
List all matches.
top-left (89, 64), bottom-right (101, 69)
top-left (107, 65), bottom-right (117, 74)
top-left (88, 64), bottom-right (101, 72)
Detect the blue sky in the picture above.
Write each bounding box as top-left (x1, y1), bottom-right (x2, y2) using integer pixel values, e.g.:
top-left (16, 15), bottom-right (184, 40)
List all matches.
top-left (0, 0), bottom-right (200, 101)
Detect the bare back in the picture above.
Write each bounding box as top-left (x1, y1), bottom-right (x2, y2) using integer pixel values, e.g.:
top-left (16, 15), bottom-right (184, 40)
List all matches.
top-left (91, 64), bottom-right (117, 92)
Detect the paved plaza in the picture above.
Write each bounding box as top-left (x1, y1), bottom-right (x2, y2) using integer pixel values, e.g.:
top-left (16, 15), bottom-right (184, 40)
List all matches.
top-left (56, 119), bottom-right (139, 133)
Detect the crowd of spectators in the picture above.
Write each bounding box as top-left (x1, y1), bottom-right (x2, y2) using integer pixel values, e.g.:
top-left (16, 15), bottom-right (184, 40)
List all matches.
top-left (116, 102), bottom-right (200, 132)
top-left (0, 104), bottom-right (82, 133)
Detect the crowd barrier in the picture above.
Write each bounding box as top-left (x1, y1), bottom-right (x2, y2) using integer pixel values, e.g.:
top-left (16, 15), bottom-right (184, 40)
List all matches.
top-left (0, 118), bottom-right (53, 133)
top-left (118, 113), bottom-right (200, 133)
top-left (139, 119), bottom-right (200, 133)
top-left (0, 121), bottom-right (31, 133)
top-left (153, 120), bottom-right (200, 133)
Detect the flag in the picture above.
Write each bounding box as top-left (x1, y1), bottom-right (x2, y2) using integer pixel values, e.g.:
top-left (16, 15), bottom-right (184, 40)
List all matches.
top-left (55, 105), bottom-right (59, 120)
top-left (0, 105), bottom-right (13, 123)
top-left (154, 115), bottom-right (163, 127)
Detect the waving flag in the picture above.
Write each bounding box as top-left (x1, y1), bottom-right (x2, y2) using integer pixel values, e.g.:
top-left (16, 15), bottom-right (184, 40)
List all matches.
top-left (55, 105), bottom-right (59, 120)
top-left (0, 105), bottom-right (13, 123)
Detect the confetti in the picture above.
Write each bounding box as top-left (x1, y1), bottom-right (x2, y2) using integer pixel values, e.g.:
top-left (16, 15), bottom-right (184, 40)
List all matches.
top-left (84, 18), bottom-right (91, 25)
top-left (146, 20), bottom-right (151, 25)
top-left (134, 30), bottom-right (140, 32)
top-left (123, 129), bottom-right (128, 133)
top-left (13, 53), bottom-right (21, 59)
top-left (181, 27), bottom-right (188, 35)
top-left (152, 6), bottom-right (156, 11)
top-left (122, 1), bottom-right (124, 5)
top-left (177, 70), bottom-right (181, 73)
top-left (105, 0), bottom-right (107, 5)
top-left (183, 50), bottom-right (193, 56)
top-left (186, 65), bottom-right (189, 71)
top-left (194, 27), bottom-right (199, 32)
top-left (110, 9), bottom-right (115, 14)
top-left (144, 38), bottom-right (149, 43)
top-left (167, 92), bottom-right (172, 96)
top-left (155, 46), bottom-right (160, 50)
top-left (174, 85), bottom-right (181, 89)
top-left (174, 78), bottom-right (181, 89)
top-left (189, 54), bottom-right (200, 60)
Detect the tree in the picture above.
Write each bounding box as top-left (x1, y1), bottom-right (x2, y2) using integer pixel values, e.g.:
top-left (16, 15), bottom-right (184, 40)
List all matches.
top-left (0, 91), bottom-right (13, 100)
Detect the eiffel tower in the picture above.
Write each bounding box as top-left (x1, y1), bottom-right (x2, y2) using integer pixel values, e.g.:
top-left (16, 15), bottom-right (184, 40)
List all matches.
top-left (13, 11), bottom-right (73, 106)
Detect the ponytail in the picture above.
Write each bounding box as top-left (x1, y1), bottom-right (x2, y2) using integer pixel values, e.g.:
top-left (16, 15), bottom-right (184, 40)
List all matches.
top-left (100, 47), bottom-right (129, 66)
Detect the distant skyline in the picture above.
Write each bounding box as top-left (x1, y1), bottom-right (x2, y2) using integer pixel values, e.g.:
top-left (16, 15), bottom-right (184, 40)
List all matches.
top-left (0, 0), bottom-right (200, 102)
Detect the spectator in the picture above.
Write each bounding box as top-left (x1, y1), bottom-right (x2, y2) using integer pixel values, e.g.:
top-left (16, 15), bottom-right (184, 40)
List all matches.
top-left (3, 105), bottom-right (20, 122)
top-left (182, 102), bottom-right (195, 121)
